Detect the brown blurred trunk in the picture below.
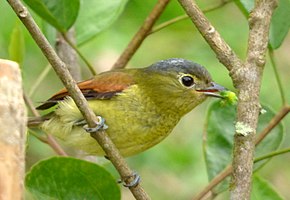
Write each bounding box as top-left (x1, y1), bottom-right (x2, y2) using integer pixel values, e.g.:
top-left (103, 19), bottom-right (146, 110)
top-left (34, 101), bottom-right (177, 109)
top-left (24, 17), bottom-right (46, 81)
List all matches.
top-left (0, 59), bottom-right (27, 200)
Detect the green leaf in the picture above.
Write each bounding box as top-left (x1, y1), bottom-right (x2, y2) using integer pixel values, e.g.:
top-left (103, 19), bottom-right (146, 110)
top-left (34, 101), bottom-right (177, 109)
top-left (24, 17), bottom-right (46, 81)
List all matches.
top-left (235, 0), bottom-right (290, 49)
top-left (251, 175), bottom-right (284, 200)
top-left (23, 0), bottom-right (80, 32)
top-left (269, 0), bottom-right (290, 49)
top-left (75, 0), bottom-right (129, 45)
top-left (25, 157), bottom-right (120, 200)
top-left (234, 0), bottom-right (254, 16)
top-left (203, 101), bottom-right (283, 193)
top-left (8, 22), bottom-right (25, 65)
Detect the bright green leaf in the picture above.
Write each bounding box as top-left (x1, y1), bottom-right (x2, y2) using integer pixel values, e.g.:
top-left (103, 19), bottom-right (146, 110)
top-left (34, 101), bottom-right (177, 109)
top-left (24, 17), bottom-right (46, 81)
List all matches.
top-left (8, 22), bottom-right (25, 65)
top-left (75, 0), bottom-right (129, 45)
top-left (251, 175), bottom-right (284, 200)
top-left (235, 0), bottom-right (290, 49)
top-left (25, 157), bottom-right (120, 200)
top-left (203, 101), bottom-right (283, 193)
top-left (269, 0), bottom-right (290, 49)
top-left (23, 0), bottom-right (80, 32)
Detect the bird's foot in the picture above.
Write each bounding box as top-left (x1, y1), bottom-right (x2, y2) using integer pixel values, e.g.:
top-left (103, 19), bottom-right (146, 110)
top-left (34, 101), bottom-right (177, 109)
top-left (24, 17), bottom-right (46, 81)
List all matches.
top-left (118, 172), bottom-right (141, 188)
top-left (75, 116), bottom-right (108, 133)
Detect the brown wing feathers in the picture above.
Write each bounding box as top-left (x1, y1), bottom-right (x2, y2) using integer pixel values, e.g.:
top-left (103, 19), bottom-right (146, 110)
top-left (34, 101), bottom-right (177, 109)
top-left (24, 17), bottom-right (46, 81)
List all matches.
top-left (36, 71), bottom-right (135, 110)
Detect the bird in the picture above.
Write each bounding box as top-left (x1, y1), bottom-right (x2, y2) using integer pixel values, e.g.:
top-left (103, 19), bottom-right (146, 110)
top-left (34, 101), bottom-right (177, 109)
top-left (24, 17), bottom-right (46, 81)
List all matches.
top-left (29, 58), bottom-right (226, 157)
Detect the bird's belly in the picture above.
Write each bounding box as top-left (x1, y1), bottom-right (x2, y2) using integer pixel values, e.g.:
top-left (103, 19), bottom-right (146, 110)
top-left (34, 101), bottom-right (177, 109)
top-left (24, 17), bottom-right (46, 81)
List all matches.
top-left (42, 97), bottom-right (180, 157)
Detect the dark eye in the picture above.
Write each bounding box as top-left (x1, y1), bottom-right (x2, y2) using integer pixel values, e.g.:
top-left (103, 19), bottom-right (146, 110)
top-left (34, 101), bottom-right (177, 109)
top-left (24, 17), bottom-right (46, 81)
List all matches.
top-left (181, 75), bottom-right (195, 87)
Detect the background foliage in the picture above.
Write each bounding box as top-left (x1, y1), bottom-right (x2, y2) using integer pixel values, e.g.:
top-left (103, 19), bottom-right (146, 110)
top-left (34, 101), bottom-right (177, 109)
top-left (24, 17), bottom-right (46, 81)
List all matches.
top-left (1, 0), bottom-right (290, 199)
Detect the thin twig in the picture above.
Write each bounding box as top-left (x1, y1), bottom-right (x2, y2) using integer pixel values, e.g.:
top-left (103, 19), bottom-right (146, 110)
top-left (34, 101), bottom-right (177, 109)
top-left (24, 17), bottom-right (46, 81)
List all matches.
top-left (7, 0), bottom-right (150, 199)
top-left (149, 14), bottom-right (188, 35)
top-left (112, 0), bottom-right (170, 69)
top-left (193, 105), bottom-right (289, 200)
top-left (255, 105), bottom-right (290, 145)
top-left (28, 129), bottom-right (48, 143)
top-left (193, 165), bottom-right (232, 200)
top-left (46, 134), bottom-right (68, 156)
top-left (254, 147), bottom-right (290, 163)
top-left (28, 64), bottom-right (51, 97)
top-left (24, 93), bottom-right (40, 117)
top-left (61, 33), bottom-right (97, 76)
top-left (149, 0), bottom-right (232, 35)
top-left (269, 48), bottom-right (286, 106)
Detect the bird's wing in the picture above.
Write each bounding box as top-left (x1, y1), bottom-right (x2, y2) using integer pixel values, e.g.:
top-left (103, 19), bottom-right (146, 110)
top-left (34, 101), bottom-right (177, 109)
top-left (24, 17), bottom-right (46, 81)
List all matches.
top-left (36, 71), bottom-right (135, 110)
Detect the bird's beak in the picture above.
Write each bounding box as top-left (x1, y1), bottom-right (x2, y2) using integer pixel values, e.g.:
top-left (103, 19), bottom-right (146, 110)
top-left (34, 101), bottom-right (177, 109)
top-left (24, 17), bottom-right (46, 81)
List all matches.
top-left (196, 82), bottom-right (226, 98)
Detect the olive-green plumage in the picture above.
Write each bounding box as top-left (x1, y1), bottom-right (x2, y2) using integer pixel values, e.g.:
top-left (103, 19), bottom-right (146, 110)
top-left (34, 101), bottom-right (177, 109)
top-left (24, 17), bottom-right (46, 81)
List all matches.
top-left (31, 58), bottom-right (225, 157)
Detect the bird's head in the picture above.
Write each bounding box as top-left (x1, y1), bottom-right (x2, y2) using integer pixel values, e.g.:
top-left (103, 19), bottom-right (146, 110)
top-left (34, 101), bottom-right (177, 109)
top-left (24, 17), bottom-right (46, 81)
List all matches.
top-left (138, 58), bottom-right (226, 115)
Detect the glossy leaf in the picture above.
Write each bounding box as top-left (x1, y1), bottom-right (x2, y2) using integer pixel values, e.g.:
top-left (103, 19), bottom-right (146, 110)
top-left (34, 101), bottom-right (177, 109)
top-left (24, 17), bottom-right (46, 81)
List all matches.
top-left (235, 0), bottom-right (290, 49)
top-left (251, 175), bottom-right (284, 200)
top-left (75, 0), bottom-right (128, 45)
top-left (25, 157), bottom-right (120, 200)
top-left (203, 101), bottom-right (283, 192)
top-left (8, 22), bottom-right (25, 65)
top-left (23, 0), bottom-right (80, 32)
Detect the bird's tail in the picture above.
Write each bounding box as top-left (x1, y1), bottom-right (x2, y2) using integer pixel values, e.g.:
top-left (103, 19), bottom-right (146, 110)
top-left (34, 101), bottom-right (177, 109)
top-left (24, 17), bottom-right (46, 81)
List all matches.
top-left (27, 117), bottom-right (45, 128)
top-left (27, 112), bottom-right (53, 128)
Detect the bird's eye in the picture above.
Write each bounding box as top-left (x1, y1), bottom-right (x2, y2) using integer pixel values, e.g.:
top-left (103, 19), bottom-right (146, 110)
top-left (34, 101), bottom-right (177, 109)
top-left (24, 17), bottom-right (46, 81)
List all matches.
top-left (180, 75), bottom-right (195, 87)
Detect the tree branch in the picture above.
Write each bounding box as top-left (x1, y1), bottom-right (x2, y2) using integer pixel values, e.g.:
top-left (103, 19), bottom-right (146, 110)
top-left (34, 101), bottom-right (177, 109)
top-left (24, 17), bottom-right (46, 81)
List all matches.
top-left (7, 0), bottom-right (150, 199)
top-left (230, 1), bottom-right (277, 199)
top-left (112, 0), bottom-right (170, 69)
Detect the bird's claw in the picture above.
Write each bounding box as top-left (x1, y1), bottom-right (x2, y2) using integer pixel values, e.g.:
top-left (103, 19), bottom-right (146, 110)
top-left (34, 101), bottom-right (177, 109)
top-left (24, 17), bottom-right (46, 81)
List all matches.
top-left (81, 116), bottom-right (108, 133)
top-left (118, 172), bottom-right (141, 188)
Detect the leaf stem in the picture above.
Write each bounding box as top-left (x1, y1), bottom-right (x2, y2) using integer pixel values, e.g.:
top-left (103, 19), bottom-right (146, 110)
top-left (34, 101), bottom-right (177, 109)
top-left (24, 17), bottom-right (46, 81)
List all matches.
top-left (28, 64), bottom-right (51, 97)
top-left (149, 0), bottom-right (233, 35)
top-left (61, 33), bottom-right (97, 75)
top-left (268, 48), bottom-right (286, 106)
top-left (254, 148), bottom-right (290, 163)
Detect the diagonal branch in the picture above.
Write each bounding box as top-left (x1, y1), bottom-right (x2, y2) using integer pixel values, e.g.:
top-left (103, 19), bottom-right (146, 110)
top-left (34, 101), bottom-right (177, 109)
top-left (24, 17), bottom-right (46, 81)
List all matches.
top-left (7, 0), bottom-right (150, 199)
top-left (178, 0), bottom-right (242, 72)
top-left (112, 0), bottom-right (170, 69)
top-left (149, 0), bottom-right (232, 35)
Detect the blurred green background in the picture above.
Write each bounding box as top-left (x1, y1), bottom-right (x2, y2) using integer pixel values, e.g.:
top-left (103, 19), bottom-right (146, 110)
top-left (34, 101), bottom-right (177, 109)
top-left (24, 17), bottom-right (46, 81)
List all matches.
top-left (1, 0), bottom-right (290, 199)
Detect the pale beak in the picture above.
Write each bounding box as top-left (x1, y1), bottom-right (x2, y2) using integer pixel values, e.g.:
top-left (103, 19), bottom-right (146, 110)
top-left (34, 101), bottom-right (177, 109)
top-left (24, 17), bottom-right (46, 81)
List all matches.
top-left (196, 82), bottom-right (226, 98)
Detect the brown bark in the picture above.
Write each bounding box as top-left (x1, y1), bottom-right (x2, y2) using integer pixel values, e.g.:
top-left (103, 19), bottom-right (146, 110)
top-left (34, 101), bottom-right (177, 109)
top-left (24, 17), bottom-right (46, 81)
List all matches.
top-left (56, 28), bottom-right (81, 81)
top-left (231, 1), bottom-right (278, 199)
top-left (0, 59), bottom-right (26, 200)
top-left (178, 0), bottom-right (277, 199)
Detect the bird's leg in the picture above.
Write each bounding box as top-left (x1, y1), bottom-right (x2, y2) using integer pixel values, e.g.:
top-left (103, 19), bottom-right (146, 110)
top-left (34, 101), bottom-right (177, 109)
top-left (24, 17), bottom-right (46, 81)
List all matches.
top-left (118, 172), bottom-right (141, 188)
top-left (74, 116), bottom-right (108, 132)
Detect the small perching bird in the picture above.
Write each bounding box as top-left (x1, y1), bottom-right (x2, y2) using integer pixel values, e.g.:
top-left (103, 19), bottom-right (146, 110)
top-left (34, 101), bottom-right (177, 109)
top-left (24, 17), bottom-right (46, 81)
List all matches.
top-left (29, 58), bottom-right (226, 157)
